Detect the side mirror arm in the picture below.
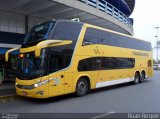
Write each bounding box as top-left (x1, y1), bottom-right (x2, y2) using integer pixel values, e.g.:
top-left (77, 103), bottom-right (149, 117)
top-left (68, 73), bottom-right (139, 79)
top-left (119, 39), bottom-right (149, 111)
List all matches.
top-left (5, 47), bottom-right (20, 62)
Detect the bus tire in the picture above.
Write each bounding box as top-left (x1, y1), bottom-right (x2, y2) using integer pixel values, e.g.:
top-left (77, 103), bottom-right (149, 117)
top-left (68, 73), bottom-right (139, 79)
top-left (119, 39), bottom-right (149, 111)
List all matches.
top-left (76, 78), bottom-right (89, 97)
top-left (140, 71), bottom-right (145, 83)
top-left (133, 72), bottom-right (140, 84)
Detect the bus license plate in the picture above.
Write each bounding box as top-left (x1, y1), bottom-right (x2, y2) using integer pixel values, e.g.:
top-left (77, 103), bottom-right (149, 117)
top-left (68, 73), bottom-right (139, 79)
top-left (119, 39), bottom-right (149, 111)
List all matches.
top-left (22, 92), bottom-right (27, 96)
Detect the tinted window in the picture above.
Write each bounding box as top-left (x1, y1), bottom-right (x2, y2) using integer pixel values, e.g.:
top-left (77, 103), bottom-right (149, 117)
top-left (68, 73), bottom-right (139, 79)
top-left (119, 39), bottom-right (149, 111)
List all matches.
top-left (83, 28), bottom-right (152, 51)
top-left (78, 57), bottom-right (135, 71)
top-left (22, 21), bottom-right (83, 48)
top-left (48, 45), bottom-right (73, 73)
top-left (101, 57), bottom-right (135, 70)
top-left (49, 53), bottom-right (64, 73)
top-left (48, 21), bottom-right (83, 73)
top-left (78, 57), bottom-right (102, 71)
top-left (24, 21), bottom-right (55, 45)
top-left (51, 21), bottom-right (83, 49)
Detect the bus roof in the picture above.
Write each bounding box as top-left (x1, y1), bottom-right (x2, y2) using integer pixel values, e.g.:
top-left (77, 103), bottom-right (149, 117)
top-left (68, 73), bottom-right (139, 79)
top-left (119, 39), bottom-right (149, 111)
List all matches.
top-left (37, 20), bottom-right (150, 44)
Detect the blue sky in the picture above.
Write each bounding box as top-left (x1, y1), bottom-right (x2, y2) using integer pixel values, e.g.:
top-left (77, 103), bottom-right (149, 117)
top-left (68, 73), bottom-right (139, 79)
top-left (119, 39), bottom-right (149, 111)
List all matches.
top-left (130, 0), bottom-right (160, 60)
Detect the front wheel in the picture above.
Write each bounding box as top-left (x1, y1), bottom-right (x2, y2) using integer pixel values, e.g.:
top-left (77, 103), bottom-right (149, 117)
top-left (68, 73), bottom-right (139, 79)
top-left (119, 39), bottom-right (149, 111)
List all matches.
top-left (76, 78), bottom-right (89, 97)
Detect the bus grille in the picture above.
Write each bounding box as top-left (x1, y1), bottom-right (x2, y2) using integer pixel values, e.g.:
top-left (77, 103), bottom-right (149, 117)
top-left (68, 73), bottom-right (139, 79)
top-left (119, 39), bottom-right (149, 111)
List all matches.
top-left (17, 85), bottom-right (34, 90)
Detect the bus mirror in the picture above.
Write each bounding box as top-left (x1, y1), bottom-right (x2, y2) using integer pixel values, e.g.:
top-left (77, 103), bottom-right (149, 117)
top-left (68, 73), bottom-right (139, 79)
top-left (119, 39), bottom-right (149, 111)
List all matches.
top-left (5, 47), bottom-right (20, 62)
top-left (35, 40), bottom-right (63, 57)
top-left (35, 40), bottom-right (72, 57)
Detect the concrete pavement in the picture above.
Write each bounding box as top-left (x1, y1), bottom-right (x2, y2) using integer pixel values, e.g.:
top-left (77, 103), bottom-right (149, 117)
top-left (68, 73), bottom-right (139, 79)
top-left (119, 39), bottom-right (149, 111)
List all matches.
top-left (0, 83), bottom-right (16, 96)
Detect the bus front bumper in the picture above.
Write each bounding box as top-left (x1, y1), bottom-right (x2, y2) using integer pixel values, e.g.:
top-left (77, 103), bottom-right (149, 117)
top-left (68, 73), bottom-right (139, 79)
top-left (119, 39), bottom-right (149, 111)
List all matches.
top-left (16, 84), bottom-right (49, 99)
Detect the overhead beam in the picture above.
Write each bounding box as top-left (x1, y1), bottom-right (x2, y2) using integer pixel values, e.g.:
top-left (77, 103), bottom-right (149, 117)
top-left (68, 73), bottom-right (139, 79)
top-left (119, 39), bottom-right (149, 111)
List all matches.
top-left (88, 19), bottom-right (107, 24)
top-left (27, 2), bottom-right (56, 15)
top-left (48, 8), bottom-right (74, 19)
top-left (50, 9), bottom-right (86, 19)
top-left (9, 0), bottom-right (32, 10)
top-left (39, 4), bottom-right (70, 17)
top-left (80, 16), bottom-right (96, 22)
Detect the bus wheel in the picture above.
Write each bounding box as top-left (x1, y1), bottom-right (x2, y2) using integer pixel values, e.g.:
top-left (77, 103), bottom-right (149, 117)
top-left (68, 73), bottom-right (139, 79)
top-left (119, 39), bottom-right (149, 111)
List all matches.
top-left (140, 71), bottom-right (145, 83)
top-left (76, 78), bottom-right (89, 97)
top-left (133, 72), bottom-right (140, 84)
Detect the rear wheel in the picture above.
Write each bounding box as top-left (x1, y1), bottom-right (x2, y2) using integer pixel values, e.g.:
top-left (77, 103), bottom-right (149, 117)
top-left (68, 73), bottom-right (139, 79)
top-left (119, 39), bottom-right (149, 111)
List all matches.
top-left (133, 72), bottom-right (140, 84)
top-left (76, 78), bottom-right (89, 97)
top-left (140, 71), bottom-right (145, 83)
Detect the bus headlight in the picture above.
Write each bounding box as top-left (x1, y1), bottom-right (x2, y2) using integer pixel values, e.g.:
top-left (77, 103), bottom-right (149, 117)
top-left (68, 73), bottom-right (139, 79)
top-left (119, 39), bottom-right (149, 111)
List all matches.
top-left (34, 80), bottom-right (49, 88)
top-left (34, 84), bottom-right (39, 88)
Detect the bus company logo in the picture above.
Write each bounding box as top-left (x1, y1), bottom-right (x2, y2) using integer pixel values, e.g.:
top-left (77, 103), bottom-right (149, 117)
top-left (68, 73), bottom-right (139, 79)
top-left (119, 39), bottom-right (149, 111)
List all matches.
top-left (132, 51), bottom-right (149, 57)
top-left (93, 46), bottom-right (100, 55)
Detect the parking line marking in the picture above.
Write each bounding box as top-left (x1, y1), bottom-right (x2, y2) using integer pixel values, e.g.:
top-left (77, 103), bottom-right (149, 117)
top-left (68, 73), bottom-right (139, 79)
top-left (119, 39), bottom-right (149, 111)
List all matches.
top-left (91, 111), bottom-right (116, 119)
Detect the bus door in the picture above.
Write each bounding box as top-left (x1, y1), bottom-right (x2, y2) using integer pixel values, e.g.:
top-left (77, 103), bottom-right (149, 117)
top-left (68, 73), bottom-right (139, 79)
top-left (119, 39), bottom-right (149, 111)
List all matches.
top-left (48, 52), bottom-right (65, 96)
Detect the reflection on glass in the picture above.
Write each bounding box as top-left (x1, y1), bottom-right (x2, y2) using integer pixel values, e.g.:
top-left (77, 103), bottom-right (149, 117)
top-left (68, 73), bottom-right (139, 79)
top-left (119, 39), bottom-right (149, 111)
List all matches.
top-left (17, 49), bottom-right (46, 79)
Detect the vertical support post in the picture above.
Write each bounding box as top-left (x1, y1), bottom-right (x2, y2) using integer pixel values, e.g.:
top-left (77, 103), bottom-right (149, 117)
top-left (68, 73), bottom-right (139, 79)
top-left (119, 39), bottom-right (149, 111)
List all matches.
top-left (112, 6), bottom-right (114, 17)
top-left (25, 15), bottom-right (29, 34)
top-left (105, 2), bottom-right (108, 13)
top-left (85, 0), bottom-right (88, 4)
top-left (118, 11), bottom-right (120, 20)
top-left (157, 34), bottom-right (159, 64)
top-left (3, 68), bottom-right (4, 81)
top-left (96, 0), bottom-right (99, 9)
top-left (155, 27), bottom-right (159, 64)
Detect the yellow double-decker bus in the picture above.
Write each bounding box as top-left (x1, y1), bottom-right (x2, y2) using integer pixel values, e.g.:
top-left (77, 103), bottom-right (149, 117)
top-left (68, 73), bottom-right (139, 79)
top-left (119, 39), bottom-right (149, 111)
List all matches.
top-left (6, 20), bottom-right (153, 98)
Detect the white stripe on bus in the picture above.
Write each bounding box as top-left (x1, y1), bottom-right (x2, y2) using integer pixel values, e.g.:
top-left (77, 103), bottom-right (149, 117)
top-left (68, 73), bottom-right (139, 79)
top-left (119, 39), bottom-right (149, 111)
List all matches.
top-left (96, 77), bottom-right (134, 88)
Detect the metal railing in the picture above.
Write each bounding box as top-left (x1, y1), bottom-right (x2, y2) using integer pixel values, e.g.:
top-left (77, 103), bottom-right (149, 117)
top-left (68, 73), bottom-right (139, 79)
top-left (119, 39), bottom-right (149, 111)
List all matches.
top-left (78, 0), bottom-right (132, 28)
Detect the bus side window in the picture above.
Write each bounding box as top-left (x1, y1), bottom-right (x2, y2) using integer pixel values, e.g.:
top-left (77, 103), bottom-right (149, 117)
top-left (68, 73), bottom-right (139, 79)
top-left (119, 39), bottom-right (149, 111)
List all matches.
top-left (49, 53), bottom-right (64, 73)
top-left (101, 57), bottom-right (114, 70)
top-left (83, 28), bottom-right (99, 46)
top-left (78, 59), bottom-right (89, 71)
top-left (78, 58), bottom-right (101, 71)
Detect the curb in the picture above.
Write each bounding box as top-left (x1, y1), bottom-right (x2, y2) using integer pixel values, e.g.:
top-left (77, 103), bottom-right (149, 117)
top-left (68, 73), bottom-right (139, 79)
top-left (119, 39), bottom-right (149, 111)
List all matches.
top-left (0, 94), bottom-right (17, 98)
top-left (0, 94), bottom-right (17, 102)
top-left (0, 89), bottom-right (16, 97)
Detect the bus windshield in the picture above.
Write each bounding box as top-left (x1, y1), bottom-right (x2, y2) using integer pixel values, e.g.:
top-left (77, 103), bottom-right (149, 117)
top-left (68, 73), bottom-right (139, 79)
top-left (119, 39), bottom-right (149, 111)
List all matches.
top-left (17, 49), bottom-right (47, 80)
top-left (23, 21), bottom-right (55, 45)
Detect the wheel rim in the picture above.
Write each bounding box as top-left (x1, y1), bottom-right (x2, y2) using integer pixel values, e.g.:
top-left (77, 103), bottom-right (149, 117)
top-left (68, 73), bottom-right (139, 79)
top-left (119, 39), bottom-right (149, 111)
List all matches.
top-left (141, 73), bottom-right (145, 80)
top-left (140, 73), bottom-right (145, 83)
top-left (77, 81), bottom-right (87, 95)
top-left (135, 74), bottom-right (139, 83)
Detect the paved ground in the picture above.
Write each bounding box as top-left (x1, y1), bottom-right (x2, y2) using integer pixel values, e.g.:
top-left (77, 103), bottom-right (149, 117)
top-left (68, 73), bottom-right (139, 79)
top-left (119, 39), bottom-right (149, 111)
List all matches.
top-left (0, 71), bottom-right (160, 115)
top-left (0, 83), bottom-right (15, 96)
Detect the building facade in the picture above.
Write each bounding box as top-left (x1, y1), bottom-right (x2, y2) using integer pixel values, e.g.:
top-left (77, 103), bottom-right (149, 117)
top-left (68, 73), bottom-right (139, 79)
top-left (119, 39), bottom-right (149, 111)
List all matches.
top-left (0, 0), bottom-right (135, 50)
top-left (0, 0), bottom-right (135, 82)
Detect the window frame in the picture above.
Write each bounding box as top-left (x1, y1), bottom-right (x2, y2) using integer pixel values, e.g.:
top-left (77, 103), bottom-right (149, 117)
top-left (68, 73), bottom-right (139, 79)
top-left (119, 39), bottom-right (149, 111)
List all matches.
top-left (78, 57), bottom-right (135, 72)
